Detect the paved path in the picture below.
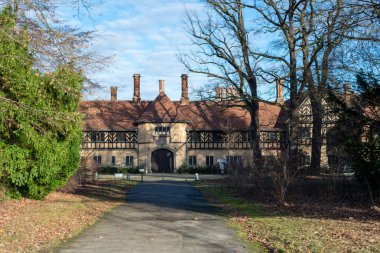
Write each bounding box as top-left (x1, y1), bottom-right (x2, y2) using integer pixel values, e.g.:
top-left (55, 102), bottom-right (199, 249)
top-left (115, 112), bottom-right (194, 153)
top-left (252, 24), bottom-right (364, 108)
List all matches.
top-left (57, 181), bottom-right (248, 253)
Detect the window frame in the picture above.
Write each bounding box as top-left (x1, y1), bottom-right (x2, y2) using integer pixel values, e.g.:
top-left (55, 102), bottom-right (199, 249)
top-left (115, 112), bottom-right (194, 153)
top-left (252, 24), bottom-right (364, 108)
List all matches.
top-left (188, 156), bottom-right (197, 166)
top-left (125, 156), bottom-right (134, 167)
top-left (155, 126), bottom-right (171, 135)
top-left (111, 156), bottom-right (116, 166)
top-left (206, 155), bottom-right (214, 166)
top-left (93, 155), bottom-right (102, 165)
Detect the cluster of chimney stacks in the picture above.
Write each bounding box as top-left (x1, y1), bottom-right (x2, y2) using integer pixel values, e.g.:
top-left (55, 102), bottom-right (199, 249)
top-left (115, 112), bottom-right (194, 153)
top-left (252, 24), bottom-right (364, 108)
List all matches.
top-left (110, 74), bottom-right (189, 105)
top-left (110, 74), bottom-right (285, 104)
top-left (214, 79), bottom-right (284, 104)
top-left (214, 87), bottom-right (239, 100)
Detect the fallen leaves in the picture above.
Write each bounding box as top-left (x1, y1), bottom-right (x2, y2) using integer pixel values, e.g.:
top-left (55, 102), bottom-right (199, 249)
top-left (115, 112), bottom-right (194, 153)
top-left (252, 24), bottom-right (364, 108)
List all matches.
top-left (0, 183), bottom-right (129, 252)
top-left (198, 181), bottom-right (380, 253)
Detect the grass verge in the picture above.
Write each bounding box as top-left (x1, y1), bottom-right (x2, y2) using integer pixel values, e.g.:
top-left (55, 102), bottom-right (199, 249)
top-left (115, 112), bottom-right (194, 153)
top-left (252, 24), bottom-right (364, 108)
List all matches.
top-left (0, 180), bottom-right (136, 252)
top-left (194, 180), bottom-right (380, 253)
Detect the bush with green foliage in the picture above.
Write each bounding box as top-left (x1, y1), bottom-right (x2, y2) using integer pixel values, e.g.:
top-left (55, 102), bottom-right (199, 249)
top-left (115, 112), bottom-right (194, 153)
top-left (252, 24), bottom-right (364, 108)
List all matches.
top-left (0, 6), bottom-right (84, 199)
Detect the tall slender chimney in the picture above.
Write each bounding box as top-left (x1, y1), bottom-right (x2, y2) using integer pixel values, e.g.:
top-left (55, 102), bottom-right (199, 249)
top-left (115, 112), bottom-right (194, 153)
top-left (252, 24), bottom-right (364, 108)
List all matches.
top-left (133, 74), bottom-right (141, 103)
top-left (215, 87), bottom-right (221, 101)
top-left (228, 87), bottom-right (235, 98)
top-left (221, 87), bottom-right (226, 99)
top-left (180, 74), bottom-right (189, 106)
top-left (344, 83), bottom-right (350, 96)
top-left (159, 80), bottom-right (165, 93)
top-left (110, 86), bottom-right (118, 101)
top-left (276, 79), bottom-right (284, 104)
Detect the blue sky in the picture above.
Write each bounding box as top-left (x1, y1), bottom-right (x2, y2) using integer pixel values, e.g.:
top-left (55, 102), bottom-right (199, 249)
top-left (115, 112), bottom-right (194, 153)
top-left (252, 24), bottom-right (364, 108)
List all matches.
top-left (60, 0), bottom-right (277, 101)
top-left (60, 0), bottom-right (207, 101)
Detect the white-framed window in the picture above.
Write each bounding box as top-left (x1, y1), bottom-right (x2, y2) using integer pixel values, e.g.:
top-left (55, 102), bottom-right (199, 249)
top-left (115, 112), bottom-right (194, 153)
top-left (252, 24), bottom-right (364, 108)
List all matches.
top-left (93, 155), bottom-right (102, 165)
top-left (155, 126), bottom-right (171, 135)
top-left (125, 156), bottom-right (134, 167)
top-left (189, 156), bottom-right (197, 166)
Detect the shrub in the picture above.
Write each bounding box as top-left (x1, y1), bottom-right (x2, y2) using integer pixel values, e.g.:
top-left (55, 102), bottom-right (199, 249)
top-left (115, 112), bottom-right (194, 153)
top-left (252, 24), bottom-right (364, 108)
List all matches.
top-left (177, 164), bottom-right (222, 174)
top-left (98, 165), bottom-right (144, 174)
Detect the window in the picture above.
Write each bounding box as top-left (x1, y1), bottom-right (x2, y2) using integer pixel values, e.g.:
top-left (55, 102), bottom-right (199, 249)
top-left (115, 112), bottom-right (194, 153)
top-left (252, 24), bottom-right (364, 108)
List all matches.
top-left (268, 132), bottom-right (277, 141)
top-left (116, 132), bottom-right (126, 142)
top-left (299, 128), bottom-right (311, 138)
top-left (188, 156), bottom-right (197, 166)
top-left (242, 131), bottom-right (253, 142)
top-left (213, 132), bottom-right (224, 142)
top-left (328, 154), bottom-right (339, 169)
top-left (188, 132), bottom-right (200, 142)
top-left (93, 155), bottom-right (102, 165)
top-left (264, 155), bottom-right (276, 167)
top-left (206, 156), bottom-right (214, 166)
top-left (298, 153), bottom-right (311, 167)
top-left (125, 156), bottom-right (134, 167)
top-left (111, 156), bottom-right (116, 166)
top-left (155, 126), bottom-right (170, 135)
top-left (91, 132), bottom-right (105, 142)
top-left (227, 156), bottom-right (242, 165)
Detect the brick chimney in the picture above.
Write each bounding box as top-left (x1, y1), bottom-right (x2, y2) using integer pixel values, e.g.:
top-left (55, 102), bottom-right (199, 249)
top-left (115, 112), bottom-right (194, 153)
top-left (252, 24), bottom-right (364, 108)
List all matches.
top-left (221, 87), bottom-right (226, 99)
top-left (229, 87), bottom-right (236, 98)
top-left (215, 87), bottom-right (221, 101)
top-left (234, 87), bottom-right (240, 98)
top-left (180, 74), bottom-right (189, 105)
top-left (159, 80), bottom-right (165, 93)
top-left (133, 74), bottom-right (141, 103)
top-left (344, 83), bottom-right (350, 96)
top-left (276, 79), bottom-right (284, 104)
top-left (110, 86), bottom-right (118, 101)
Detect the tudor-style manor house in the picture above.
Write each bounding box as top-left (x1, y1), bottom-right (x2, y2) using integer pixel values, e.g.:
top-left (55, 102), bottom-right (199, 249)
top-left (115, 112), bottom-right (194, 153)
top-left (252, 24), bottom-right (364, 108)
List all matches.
top-left (79, 74), bottom-right (343, 173)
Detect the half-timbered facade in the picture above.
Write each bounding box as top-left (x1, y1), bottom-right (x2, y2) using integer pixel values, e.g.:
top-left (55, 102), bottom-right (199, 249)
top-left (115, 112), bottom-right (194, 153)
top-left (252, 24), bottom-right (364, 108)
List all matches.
top-left (79, 74), bottom-right (346, 173)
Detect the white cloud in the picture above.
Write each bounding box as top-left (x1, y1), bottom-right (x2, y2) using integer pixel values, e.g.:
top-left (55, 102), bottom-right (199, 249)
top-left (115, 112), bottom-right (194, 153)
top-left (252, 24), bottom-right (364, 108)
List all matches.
top-left (63, 0), bottom-right (208, 101)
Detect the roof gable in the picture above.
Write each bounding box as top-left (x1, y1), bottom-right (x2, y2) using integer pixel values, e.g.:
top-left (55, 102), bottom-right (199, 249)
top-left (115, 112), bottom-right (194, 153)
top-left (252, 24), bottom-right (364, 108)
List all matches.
top-left (136, 92), bottom-right (187, 123)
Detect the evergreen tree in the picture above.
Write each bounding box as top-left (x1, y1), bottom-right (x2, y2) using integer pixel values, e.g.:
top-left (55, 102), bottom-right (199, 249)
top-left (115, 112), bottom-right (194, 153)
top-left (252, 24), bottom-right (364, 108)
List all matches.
top-left (348, 72), bottom-right (380, 206)
top-left (0, 6), bottom-right (84, 199)
top-left (332, 72), bottom-right (380, 206)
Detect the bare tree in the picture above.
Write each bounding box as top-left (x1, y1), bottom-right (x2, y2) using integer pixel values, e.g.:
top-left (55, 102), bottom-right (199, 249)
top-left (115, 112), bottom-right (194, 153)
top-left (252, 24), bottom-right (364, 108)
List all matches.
top-left (246, 0), bottom-right (307, 171)
top-left (180, 0), bottom-right (263, 166)
top-left (248, 0), bottom-right (379, 174)
top-left (0, 0), bottom-right (109, 92)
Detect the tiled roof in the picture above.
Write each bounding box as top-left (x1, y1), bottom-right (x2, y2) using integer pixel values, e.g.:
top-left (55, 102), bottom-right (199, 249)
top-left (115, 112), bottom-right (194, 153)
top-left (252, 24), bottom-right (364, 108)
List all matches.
top-left (79, 101), bottom-right (149, 131)
top-left (136, 92), bottom-right (187, 123)
top-left (79, 96), bottom-right (284, 131)
top-left (176, 101), bottom-right (283, 130)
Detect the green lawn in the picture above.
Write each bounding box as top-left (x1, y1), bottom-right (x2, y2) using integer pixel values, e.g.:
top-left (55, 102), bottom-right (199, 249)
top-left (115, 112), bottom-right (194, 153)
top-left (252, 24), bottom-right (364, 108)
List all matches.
top-left (195, 181), bottom-right (380, 253)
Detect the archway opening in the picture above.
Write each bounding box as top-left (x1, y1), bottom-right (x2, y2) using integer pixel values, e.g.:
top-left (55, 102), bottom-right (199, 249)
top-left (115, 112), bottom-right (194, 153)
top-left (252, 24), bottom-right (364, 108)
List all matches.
top-left (151, 149), bottom-right (174, 173)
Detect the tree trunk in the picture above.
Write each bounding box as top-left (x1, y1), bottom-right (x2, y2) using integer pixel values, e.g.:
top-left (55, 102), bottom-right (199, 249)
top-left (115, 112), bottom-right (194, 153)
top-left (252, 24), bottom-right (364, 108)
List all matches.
top-left (244, 72), bottom-right (262, 169)
top-left (286, 88), bottom-right (300, 171)
top-left (310, 93), bottom-right (324, 175)
top-left (248, 81), bottom-right (262, 169)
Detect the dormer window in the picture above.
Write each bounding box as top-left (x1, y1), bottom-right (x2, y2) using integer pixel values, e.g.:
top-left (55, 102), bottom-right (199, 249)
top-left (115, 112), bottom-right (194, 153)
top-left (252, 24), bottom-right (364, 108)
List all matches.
top-left (155, 126), bottom-right (171, 135)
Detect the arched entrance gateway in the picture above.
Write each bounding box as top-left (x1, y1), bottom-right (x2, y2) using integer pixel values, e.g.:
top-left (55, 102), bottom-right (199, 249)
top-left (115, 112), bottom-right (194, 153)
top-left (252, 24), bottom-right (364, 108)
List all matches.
top-left (151, 149), bottom-right (174, 173)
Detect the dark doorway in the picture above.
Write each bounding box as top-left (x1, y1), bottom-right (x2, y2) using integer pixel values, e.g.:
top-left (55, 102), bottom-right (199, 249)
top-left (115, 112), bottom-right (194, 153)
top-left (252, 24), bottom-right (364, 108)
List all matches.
top-left (151, 149), bottom-right (174, 173)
